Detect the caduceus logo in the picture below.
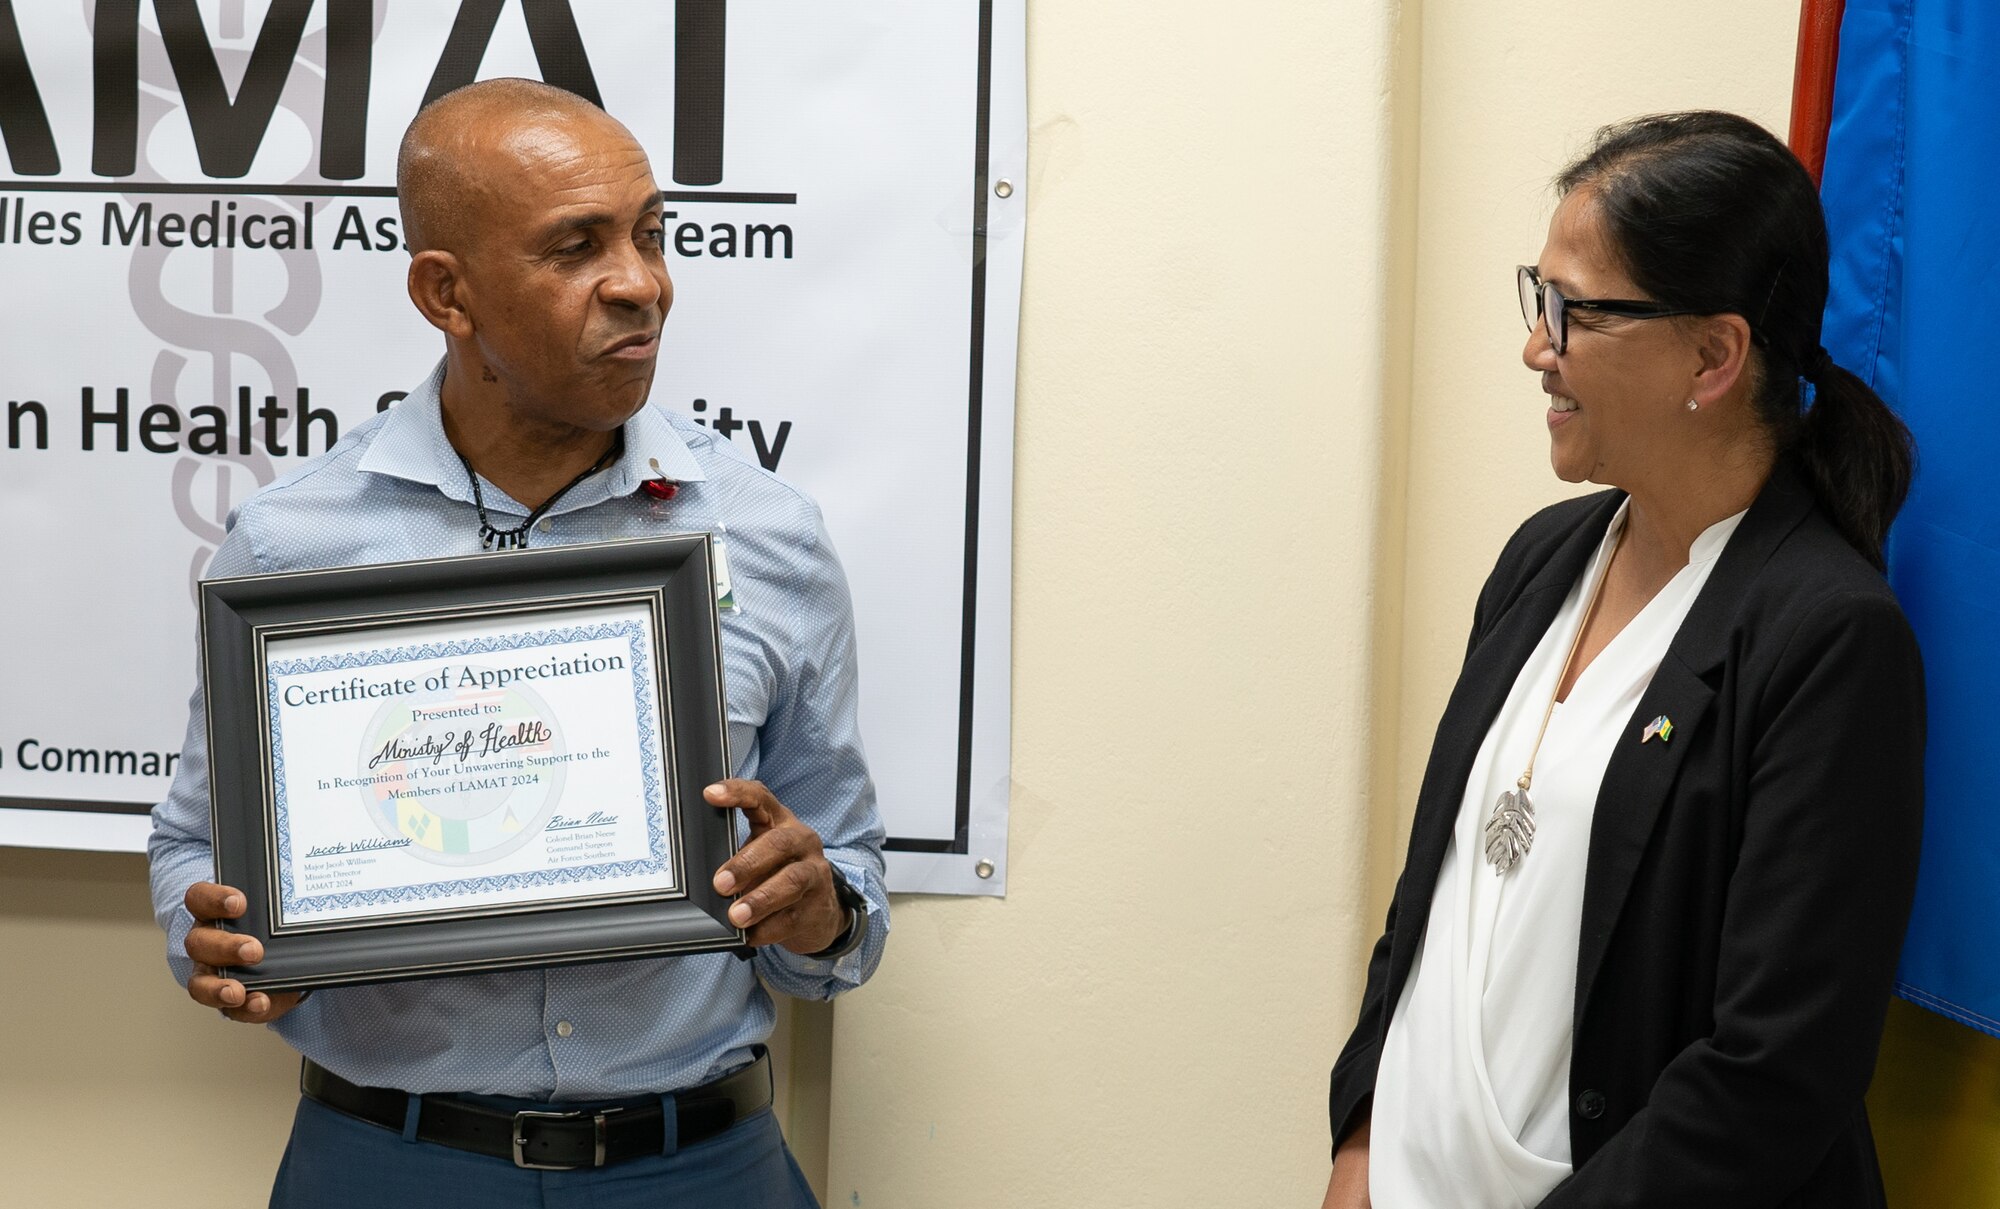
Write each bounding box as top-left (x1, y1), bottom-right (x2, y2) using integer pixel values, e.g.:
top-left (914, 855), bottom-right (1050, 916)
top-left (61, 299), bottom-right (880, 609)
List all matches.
top-left (0, 1), bottom-right (743, 599)
top-left (355, 667), bottom-right (567, 867)
top-left (67, 0), bottom-right (361, 599)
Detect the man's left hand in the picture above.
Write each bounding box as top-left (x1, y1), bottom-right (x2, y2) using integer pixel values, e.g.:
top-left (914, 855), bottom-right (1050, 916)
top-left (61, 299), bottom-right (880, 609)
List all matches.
top-left (707, 779), bottom-right (849, 954)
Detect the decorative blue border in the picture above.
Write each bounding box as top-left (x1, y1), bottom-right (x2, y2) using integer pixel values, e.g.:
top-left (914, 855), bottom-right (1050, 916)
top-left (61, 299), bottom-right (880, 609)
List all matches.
top-left (265, 619), bottom-right (673, 923)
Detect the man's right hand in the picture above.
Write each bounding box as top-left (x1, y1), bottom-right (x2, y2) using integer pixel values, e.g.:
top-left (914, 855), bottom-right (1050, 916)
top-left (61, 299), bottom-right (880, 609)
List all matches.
top-left (183, 882), bottom-right (303, 1024)
top-left (1320, 1116), bottom-right (1371, 1209)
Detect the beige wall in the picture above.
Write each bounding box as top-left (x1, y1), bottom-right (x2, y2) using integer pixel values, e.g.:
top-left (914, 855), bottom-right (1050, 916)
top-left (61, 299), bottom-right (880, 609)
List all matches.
top-left (829, 1), bottom-right (2000, 1207)
top-left (0, 848), bottom-right (299, 1206)
top-left (7, 3), bottom-right (1999, 1207)
top-left (824, 0), bottom-right (1405, 1204)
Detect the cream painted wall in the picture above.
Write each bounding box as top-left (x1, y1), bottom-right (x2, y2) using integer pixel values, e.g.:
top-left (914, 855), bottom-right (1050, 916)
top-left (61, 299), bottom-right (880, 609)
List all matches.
top-left (0, 848), bottom-right (300, 1206)
top-left (824, 1), bottom-right (1408, 1205)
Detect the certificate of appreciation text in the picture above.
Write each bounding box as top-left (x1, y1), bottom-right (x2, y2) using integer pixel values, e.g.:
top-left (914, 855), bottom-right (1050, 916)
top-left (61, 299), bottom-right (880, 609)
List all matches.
top-left (262, 599), bottom-right (680, 929)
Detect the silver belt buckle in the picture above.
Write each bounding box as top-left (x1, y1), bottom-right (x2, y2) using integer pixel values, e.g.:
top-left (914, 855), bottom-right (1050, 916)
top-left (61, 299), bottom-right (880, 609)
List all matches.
top-left (511, 1107), bottom-right (622, 1170)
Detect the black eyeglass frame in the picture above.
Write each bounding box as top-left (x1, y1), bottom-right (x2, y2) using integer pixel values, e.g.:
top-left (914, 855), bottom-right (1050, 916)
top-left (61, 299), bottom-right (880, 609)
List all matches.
top-left (1517, 264), bottom-right (1702, 354)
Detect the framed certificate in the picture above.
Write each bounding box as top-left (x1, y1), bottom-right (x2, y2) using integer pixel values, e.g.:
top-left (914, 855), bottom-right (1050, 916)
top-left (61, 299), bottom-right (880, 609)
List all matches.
top-left (199, 535), bottom-right (742, 992)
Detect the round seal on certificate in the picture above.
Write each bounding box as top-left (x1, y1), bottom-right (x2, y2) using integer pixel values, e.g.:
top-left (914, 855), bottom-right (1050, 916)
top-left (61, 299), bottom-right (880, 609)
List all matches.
top-left (354, 670), bottom-right (569, 867)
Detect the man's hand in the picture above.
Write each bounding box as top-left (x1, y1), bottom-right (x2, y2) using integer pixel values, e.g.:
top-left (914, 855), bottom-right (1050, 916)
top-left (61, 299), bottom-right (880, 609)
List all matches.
top-left (1321, 1116), bottom-right (1371, 1208)
top-left (707, 779), bottom-right (849, 954)
top-left (183, 882), bottom-right (303, 1024)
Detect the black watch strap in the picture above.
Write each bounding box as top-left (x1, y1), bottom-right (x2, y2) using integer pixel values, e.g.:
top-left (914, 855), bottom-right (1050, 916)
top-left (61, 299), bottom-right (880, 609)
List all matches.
top-left (806, 864), bottom-right (868, 960)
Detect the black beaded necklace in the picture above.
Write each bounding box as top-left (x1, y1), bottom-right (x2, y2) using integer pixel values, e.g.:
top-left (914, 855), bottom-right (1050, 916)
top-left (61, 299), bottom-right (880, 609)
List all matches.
top-left (457, 431), bottom-right (623, 550)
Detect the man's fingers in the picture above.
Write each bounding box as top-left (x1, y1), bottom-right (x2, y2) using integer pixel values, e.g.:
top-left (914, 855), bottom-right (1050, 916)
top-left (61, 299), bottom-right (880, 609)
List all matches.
top-left (741, 905), bottom-right (807, 949)
top-left (184, 881), bottom-right (249, 922)
top-left (189, 970), bottom-right (248, 1010)
top-left (704, 779), bottom-right (783, 828)
top-left (223, 991), bottom-right (282, 1022)
top-left (726, 859), bottom-right (817, 929)
top-left (185, 924), bottom-right (263, 969)
top-left (740, 890), bottom-right (846, 954)
top-left (709, 782), bottom-right (820, 897)
top-left (712, 825), bottom-right (809, 897)
top-left (184, 883), bottom-right (264, 982)
top-left (186, 912), bottom-right (300, 1024)
top-left (702, 780), bottom-right (839, 940)
top-left (189, 966), bottom-right (302, 1022)
top-left (219, 990), bottom-right (303, 1024)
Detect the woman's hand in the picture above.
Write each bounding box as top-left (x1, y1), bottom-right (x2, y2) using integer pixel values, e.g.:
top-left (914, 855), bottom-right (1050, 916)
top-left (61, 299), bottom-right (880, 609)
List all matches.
top-left (1321, 1117), bottom-right (1371, 1208)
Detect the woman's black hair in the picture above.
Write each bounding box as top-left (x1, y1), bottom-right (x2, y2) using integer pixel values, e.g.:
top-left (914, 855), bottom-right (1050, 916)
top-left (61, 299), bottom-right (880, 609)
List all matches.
top-left (1556, 110), bottom-right (1913, 571)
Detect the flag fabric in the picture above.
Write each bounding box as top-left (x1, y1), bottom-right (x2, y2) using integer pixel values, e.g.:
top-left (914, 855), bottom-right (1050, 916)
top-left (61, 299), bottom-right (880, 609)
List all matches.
top-left (1820, 0), bottom-right (2000, 1039)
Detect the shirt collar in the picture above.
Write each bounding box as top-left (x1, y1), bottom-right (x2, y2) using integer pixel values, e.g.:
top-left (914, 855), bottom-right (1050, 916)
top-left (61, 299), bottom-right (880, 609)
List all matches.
top-left (1687, 506), bottom-right (1749, 565)
top-left (611, 395), bottom-right (708, 495)
top-left (356, 359), bottom-right (708, 506)
top-left (1600, 497), bottom-right (1749, 573)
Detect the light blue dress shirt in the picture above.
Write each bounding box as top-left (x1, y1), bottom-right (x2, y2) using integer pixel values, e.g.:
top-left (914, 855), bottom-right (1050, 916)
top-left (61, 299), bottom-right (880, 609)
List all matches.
top-left (147, 362), bottom-right (889, 1099)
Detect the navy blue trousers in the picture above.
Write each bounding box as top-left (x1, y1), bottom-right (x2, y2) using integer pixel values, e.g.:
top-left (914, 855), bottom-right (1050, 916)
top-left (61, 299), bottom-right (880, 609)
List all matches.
top-left (269, 1095), bottom-right (820, 1208)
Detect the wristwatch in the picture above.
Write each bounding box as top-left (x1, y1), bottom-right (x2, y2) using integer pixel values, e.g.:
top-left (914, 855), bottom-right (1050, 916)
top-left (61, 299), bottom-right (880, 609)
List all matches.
top-left (806, 864), bottom-right (869, 960)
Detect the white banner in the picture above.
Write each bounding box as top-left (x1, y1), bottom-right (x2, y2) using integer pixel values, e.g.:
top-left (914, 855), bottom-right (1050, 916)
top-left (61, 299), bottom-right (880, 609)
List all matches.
top-left (0, 0), bottom-right (1021, 894)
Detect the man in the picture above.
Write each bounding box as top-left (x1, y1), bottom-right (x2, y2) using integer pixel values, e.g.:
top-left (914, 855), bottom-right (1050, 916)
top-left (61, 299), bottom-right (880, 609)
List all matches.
top-left (147, 79), bottom-right (887, 1207)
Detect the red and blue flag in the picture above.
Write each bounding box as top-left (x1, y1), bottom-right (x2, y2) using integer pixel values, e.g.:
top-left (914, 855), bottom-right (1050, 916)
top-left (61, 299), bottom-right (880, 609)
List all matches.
top-left (1814, 0), bottom-right (2000, 1038)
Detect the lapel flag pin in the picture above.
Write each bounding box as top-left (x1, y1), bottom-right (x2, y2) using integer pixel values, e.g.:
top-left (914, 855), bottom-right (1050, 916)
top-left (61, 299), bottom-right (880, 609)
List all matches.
top-left (1641, 715), bottom-right (1674, 744)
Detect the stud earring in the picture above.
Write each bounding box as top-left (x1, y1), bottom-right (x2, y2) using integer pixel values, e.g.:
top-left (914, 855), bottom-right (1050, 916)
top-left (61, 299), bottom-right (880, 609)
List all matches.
top-left (1685, 399), bottom-right (1699, 412)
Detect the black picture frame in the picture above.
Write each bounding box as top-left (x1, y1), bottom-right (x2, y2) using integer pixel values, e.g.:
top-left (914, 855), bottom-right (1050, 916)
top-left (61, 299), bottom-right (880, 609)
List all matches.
top-left (200, 535), bottom-right (742, 992)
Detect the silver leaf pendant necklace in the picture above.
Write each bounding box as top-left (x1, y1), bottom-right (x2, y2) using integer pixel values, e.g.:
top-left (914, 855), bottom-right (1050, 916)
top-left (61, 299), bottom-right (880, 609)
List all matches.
top-left (1484, 524), bottom-right (1623, 875)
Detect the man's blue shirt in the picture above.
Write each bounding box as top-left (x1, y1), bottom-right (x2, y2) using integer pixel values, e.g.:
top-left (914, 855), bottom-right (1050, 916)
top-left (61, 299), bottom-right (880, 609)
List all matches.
top-left (147, 361), bottom-right (889, 1099)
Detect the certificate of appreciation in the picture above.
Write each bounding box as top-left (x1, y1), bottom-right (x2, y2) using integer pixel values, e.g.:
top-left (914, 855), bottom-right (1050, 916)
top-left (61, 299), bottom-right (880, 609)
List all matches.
top-left (265, 600), bottom-right (679, 930)
top-left (201, 535), bottom-right (742, 991)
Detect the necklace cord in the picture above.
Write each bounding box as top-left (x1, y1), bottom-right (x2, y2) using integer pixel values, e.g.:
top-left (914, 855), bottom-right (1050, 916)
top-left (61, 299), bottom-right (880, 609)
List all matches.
top-left (458, 430), bottom-right (624, 550)
top-left (1518, 525), bottom-right (1623, 790)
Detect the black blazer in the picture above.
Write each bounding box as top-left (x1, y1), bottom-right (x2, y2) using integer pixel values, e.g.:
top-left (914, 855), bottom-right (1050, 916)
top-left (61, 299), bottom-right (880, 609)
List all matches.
top-left (1328, 463), bottom-right (1925, 1208)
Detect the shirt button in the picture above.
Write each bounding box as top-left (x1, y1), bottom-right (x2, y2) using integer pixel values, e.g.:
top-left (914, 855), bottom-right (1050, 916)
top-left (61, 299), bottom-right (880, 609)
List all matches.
top-left (555, 1020), bottom-right (574, 1038)
top-left (1576, 1090), bottom-right (1606, 1120)
top-left (538, 519), bottom-right (553, 533)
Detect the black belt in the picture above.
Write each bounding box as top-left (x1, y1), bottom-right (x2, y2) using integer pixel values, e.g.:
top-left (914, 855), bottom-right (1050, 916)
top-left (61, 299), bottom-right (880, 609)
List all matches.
top-left (299, 1051), bottom-right (773, 1170)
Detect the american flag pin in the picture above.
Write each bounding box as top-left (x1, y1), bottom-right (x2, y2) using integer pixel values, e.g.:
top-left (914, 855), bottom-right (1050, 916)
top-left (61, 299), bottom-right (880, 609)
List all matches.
top-left (1641, 715), bottom-right (1674, 744)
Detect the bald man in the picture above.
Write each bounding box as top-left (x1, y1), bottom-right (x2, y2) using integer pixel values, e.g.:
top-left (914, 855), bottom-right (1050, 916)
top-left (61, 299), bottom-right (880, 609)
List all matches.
top-left (146, 80), bottom-right (886, 1207)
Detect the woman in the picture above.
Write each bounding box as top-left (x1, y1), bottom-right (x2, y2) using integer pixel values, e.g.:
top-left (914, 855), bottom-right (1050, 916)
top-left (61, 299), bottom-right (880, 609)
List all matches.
top-left (1322, 112), bottom-right (1924, 1208)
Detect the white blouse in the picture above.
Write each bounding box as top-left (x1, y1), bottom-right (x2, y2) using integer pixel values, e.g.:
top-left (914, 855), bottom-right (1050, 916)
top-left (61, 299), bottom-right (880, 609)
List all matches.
top-left (1370, 500), bottom-right (1745, 1208)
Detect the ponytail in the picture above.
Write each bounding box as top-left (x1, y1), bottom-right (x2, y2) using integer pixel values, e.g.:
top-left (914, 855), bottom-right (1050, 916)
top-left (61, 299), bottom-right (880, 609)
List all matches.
top-left (1557, 112), bottom-right (1918, 572)
top-left (1793, 356), bottom-right (1914, 572)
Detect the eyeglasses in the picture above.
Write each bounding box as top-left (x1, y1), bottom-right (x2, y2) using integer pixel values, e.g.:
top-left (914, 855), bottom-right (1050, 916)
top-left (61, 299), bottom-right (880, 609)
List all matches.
top-left (1517, 265), bottom-right (1700, 354)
